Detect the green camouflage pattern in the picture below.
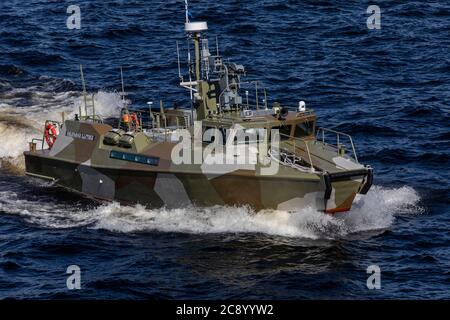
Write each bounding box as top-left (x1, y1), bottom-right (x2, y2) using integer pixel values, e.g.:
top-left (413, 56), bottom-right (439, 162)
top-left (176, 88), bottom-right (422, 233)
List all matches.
top-left (24, 112), bottom-right (372, 213)
top-left (23, 13), bottom-right (374, 214)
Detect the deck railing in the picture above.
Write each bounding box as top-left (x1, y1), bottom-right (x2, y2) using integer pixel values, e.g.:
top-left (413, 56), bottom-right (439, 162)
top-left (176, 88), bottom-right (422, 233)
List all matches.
top-left (277, 133), bottom-right (315, 171)
top-left (146, 112), bottom-right (191, 141)
top-left (316, 127), bottom-right (358, 163)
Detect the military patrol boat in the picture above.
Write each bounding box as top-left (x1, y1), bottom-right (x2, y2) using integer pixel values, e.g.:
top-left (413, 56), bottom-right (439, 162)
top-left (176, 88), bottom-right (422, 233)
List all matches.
top-left (24, 8), bottom-right (373, 213)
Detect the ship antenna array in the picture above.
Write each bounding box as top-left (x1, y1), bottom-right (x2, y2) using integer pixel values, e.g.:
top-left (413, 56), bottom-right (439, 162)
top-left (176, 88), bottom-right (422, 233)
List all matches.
top-left (181, 0), bottom-right (209, 120)
top-left (184, 0), bottom-right (190, 23)
top-left (78, 65), bottom-right (97, 120)
top-left (176, 41), bottom-right (182, 80)
top-left (187, 38), bottom-right (194, 120)
top-left (186, 39), bottom-right (193, 99)
top-left (216, 35), bottom-right (219, 56)
top-left (79, 64), bottom-right (88, 118)
top-left (120, 66), bottom-right (129, 114)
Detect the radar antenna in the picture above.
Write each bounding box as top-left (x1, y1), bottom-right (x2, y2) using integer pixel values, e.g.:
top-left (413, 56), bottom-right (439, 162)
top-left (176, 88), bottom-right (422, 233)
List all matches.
top-left (184, 0), bottom-right (190, 23)
top-left (120, 67), bottom-right (129, 115)
top-left (216, 35), bottom-right (219, 56)
top-left (176, 41), bottom-right (182, 80)
top-left (79, 64), bottom-right (88, 118)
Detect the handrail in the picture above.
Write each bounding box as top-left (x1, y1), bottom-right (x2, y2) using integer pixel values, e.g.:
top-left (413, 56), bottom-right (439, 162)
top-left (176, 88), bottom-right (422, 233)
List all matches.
top-left (278, 133), bottom-right (314, 171)
top-left (37, 120), bottom-right (62, 150)
top-left (146, 111), bottom-right (191, 141)
top-left (206, 115), bottom-right (272, 127)
top-left (316, 127), bottom-right (358, 163)
top-left (31, 138), bottom-right (44, 151)
top-left (217, 80), bottom-right (269, 112)
top-left (84, 114), bottom-right (104, 123)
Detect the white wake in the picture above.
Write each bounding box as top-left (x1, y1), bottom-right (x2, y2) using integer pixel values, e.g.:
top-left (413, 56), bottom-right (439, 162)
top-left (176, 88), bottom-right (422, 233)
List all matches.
top-left (0, 185), bottom-right (423, 239)
top-left (0, 83), bottom-right (124, 172)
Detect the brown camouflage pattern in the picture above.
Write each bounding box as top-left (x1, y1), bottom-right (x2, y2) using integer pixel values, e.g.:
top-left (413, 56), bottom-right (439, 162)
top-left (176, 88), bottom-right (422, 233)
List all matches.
top-left (24, 112), bottom-right (372, 213)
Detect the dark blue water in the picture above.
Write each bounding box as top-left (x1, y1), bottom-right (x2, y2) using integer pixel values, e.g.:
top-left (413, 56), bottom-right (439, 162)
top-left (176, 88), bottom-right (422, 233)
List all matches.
top-left (0, 0), bottom-right (449, 299)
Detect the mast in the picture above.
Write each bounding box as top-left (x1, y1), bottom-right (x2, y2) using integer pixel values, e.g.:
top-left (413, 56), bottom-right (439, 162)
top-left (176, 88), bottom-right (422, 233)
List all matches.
top-left (184, 0), bottom-right (189, 24)
top-left (216, 35), bottom-right (219, 56)
top-left (180, 0), bottom-right (208, 120)
top-left (79, 64), bottom-right (88, 118)
top-left (184, 19), bottom-right (208, 82)
top-left (179, 1), bottom-right (246, 120)
top-left (176, 41), bottom-right (182, 80)
top-left (194, 33), bottom-right (201, 81)
top-left (120, 67), bottom-right (129, 114)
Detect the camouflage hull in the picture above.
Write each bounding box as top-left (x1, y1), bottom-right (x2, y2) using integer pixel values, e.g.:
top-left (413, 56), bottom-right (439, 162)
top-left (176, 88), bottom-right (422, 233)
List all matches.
top-left (24, 152), bottom-right (369, 213)
top-left (21, 12), bottom-right (375, 214)
top-left (24, 120), bottom-right (372, 213)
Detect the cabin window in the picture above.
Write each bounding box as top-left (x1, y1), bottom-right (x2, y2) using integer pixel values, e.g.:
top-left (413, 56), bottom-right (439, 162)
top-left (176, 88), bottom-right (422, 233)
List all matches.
top-left (110, 151), bottom-right (159, 166)
top-left (294, 121), bottom-right (315, 138)
top-left (271, 125), bottom-right (292, 141)
top-left (232, 128), bottom-right (266, 145)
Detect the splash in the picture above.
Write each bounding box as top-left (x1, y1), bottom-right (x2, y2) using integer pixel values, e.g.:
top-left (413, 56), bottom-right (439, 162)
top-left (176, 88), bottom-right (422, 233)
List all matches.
top-left (0, 185), bottom-right (423, 239)
top-left (0, 115), bottom-right (41, 173)
top-left (0, 79), bottom-right (123, 173)
top-left (341, 185), bottom-right (423, 233)
top-left (73, 90), bottom-right (124, 120)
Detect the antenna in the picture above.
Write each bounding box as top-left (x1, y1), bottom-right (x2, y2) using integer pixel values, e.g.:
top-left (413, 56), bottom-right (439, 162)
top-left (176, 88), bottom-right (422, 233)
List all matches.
top-left (182, 0), bottom-right (208, 121)
top-left (176, 41), bottom-right (182, 80)
top-left (184, 0), bottom-right (189, 23)
top-left (245, 90), bottom-right (249, 109)
top-left (120, 67), bottom-right (125, 102)
top-left (92, 93), bottom-right (95, 120)
top-left (255, 81), bottom-right (259, 111)
top-left (79, 64), bottom-right (88, 118)
top-left (264, 88), bottom-right (268, 110)
top-left (216, 35), bottom-right (219, 56)
top-left (187, 38), bottom-right (194, 120)
top-left (187, 39), bottom-right (193, 100)
top-left (120, 67), bottom-right (129, 114)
